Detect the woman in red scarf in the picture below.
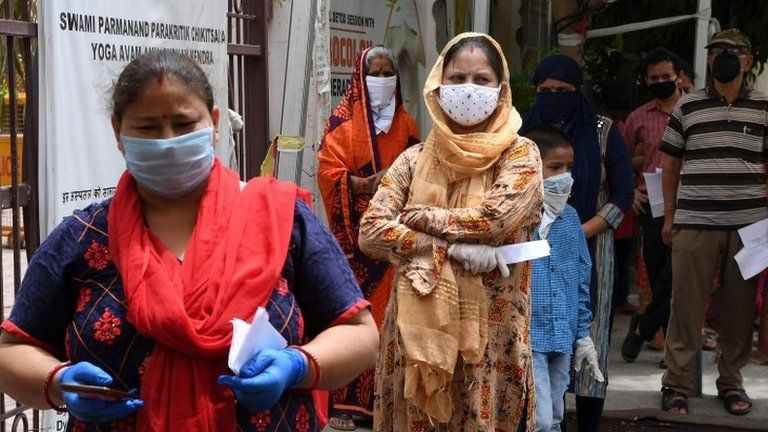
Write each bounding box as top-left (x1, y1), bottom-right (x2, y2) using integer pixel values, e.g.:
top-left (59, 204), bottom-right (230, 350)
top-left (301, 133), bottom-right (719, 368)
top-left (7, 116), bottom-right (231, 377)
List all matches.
top-left (317, 46), bottom-right (418, 430)
top-left (0, 50), bottom-right (377, 432)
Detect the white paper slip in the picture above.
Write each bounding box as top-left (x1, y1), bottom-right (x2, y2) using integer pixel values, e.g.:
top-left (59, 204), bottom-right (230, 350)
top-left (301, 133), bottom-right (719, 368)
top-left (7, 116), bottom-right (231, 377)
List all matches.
top-left (498, 240), bottom-right (550, 265)
top-left (734, 247), bottom-right (768, 281)
top-left (649, 201), bottom-right (664, 219)
top-left (228, 307), bottom-right (287, 375)
top-left (642, 172), bottom-right (665, 218)
top-left (737, 218), bottom-right (768, 250)
top-left (733, 218), bottom-right (768, 280)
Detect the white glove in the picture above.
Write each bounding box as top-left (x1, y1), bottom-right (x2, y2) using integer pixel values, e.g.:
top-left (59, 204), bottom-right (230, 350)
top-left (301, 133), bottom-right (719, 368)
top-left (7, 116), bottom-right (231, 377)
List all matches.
top-left (447, 243), bottom-right (510, 277)
top-left (574, 337), bottom-right (605, 382)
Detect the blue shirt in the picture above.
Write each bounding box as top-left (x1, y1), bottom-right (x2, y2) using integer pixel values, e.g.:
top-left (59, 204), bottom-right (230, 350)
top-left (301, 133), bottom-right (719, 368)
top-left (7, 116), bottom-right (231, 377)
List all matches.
top-left (530, 204), bottom-right (592, 354)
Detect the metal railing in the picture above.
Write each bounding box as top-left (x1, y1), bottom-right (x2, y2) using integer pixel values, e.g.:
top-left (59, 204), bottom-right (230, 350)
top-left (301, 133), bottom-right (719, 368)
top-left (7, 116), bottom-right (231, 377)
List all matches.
top-left (0, 0), bottom-right (38, 430)
top-left (0, 1), bottom-right (270, 430)
top-left (227, 0), bottom-right (269, 180)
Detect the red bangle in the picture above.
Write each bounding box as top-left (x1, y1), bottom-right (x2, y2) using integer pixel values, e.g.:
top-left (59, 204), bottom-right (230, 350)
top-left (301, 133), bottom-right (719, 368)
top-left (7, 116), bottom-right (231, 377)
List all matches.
top-left (289, 345), bottom-right (321, 391)
top-left (44, 362), bottom-right (71, 413)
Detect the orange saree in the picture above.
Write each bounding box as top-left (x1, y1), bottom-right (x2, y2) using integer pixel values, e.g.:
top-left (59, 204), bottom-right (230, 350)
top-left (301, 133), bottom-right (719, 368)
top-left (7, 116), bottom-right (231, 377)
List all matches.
top-left (317, 47), bottom-right (419, 419)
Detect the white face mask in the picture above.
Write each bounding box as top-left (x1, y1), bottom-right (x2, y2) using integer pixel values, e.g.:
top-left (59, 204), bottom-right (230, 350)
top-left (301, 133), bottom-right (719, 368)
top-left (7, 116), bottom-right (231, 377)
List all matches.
top-left (438, 83), bottom-right (501, 126)
top-left (539, 172), bottom-right (574, 239)
top-left (366, 75), bottom-right (398, 134)
top-left (366, 75), bottom-right (397, 107)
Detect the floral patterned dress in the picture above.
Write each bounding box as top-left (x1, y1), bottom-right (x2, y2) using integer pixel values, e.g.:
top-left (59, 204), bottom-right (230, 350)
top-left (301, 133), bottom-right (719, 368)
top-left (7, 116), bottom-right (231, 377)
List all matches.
top-left (2, 199), bottom-right (367, 432)
top-left (362, 142), bottom-right (543, 432)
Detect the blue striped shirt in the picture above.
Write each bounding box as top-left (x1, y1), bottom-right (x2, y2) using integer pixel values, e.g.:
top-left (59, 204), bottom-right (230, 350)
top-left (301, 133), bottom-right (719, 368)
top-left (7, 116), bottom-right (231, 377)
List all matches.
top-left (530, 204), bottom-right (593, 354)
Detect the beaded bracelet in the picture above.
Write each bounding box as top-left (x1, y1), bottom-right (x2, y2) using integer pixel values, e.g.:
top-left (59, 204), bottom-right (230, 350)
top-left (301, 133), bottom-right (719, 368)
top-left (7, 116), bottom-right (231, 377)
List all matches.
top-left (44, 362), bottom-right (71, 413)
top-left (289, 345), bottom-right (321, 391)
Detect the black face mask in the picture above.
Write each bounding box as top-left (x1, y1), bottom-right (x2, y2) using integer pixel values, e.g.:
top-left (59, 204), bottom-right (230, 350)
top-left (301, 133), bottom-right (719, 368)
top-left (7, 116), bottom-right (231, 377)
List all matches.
top-left (648, 80), bottom-right (678, 100)
top-left (712, 52), bottom-right (741, 83)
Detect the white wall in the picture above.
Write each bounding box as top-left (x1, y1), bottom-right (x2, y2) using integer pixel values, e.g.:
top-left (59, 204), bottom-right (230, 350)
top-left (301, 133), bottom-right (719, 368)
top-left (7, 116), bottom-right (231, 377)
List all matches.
top-left (264, 0), bottom-right (493, 218)
top-left (756, 62), bottom-right (768, 94)
top-left (267, 2), bottom-right (292, 141)
top-left (265, 0), bottom-right (324, 207)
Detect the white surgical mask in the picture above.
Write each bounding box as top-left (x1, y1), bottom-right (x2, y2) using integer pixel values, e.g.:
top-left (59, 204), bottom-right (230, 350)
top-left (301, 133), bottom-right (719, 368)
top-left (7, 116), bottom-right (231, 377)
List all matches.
top-left (438, 83), bottom-right (501, 126)
top-left (121, 127), bottom-right (215, 200)
top-left (366, 75), bottom-right (397, 134)
top-left (539, 172), bottom-right (574, 238)
top-left (543, 171), bottom-right (574, 195)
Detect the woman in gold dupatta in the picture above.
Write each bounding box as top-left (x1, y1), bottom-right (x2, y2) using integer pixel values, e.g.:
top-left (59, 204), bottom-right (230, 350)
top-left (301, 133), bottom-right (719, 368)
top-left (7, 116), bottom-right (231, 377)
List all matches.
top-left (359, 33), bottom-right (543, 431)
top-left (318, 46), bottom-right (419, 430)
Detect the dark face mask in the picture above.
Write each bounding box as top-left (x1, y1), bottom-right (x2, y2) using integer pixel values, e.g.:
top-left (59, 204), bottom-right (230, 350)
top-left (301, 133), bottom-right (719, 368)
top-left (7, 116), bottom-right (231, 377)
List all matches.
top-left (535, 90), bottom-right (582, 121)
top-left (648, 80), bottom-right (678, 100)
top-left (712, 52), bottom-right (741, 83)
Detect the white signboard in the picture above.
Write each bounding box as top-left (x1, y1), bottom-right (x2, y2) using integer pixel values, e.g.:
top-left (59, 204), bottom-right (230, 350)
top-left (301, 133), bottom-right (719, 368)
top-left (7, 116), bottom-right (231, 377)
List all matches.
top-left (329, 0), bottom-right (426, 126)
top-left (39, 0), bottom-right (229, 237)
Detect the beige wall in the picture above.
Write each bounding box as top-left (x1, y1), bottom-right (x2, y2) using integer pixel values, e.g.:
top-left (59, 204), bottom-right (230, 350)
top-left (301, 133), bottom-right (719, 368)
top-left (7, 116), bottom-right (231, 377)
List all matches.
top-left (489, 0), bottom-right (524, 75)
top-left (756, 62), bottom-right (768, 94)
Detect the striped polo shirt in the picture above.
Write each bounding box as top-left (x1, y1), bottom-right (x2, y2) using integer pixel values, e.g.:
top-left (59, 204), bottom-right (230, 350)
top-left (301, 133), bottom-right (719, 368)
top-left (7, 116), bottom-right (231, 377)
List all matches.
top-left (659, 87), bottom-right (768, 229)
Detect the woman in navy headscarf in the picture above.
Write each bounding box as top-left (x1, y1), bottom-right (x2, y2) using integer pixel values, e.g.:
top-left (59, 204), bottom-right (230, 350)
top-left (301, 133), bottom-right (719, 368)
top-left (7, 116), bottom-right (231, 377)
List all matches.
top-left (521, 54), bottom-right (633, 432)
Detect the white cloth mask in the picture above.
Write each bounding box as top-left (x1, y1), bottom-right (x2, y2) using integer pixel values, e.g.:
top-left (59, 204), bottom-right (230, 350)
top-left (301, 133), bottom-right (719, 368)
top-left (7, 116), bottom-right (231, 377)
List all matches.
top-left (438, 83), bottom-right (501, 126)
top-left (539, 172), bottom-right (574, 239)
top-left (366, 75), bottom-right (397, 134)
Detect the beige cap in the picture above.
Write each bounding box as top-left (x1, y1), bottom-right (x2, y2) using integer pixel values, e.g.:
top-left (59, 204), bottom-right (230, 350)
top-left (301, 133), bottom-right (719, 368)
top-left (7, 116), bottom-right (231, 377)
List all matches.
top-left (705, 28), bottom-right (751, 51)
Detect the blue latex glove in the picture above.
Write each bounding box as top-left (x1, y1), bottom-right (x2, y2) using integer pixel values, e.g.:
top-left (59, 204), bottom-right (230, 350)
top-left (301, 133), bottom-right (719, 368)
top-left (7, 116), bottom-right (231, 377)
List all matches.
top-left (217, 347), bottom-right (307, 412)
top-left (59, 361), bottom-right (143, 423)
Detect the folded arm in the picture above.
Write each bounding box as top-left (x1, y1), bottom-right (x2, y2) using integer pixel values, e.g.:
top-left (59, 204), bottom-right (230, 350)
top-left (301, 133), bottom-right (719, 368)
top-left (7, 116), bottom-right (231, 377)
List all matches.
top-left (358, 145), bottom-right (447, 264)
top-left (398, 138), bottom-right (543, 243)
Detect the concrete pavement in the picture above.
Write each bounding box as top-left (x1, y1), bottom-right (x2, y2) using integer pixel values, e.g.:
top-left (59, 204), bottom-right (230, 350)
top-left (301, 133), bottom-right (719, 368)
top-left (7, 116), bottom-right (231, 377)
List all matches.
top-left (326, 311), bottom-right (767, 431)
top-left (0, 247), bottom-right (27, 322)
top-left (595, 311), bottom-right (768, 430)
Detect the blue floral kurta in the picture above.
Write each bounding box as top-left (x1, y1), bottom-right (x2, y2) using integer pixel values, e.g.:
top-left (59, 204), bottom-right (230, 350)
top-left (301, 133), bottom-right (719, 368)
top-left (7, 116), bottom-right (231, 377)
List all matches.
top-left (2, 199), bottom-right (367, 432)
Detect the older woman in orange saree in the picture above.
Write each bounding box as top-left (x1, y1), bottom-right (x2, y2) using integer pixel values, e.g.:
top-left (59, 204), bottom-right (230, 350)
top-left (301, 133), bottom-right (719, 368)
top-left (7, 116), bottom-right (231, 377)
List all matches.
top-left (317, 46), bottom-right (419, 430)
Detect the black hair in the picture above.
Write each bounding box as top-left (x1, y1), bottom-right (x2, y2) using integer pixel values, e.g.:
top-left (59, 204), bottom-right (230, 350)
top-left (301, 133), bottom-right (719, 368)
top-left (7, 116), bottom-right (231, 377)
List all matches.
top-left (523, 125), bottom-right (573, 159)
top-left (601, 79), bottom-right (633, 112)
top-left (112, 50), bottom-right (214, 120)
top-left (442, 36), bottom-right (504, 82)
top-left (642, 47), bottom-right (682, 77)
top-left (679, 60), bottom-right (696, 80)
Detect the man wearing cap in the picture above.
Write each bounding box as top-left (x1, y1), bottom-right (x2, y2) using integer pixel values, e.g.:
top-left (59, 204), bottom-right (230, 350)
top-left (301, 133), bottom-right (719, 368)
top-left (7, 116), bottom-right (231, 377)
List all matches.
top-left (658, 28), bottom-right (767, 416)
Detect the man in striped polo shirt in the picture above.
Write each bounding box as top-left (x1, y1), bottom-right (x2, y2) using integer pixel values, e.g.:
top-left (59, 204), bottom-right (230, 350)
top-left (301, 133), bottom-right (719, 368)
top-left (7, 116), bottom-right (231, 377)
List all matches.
top-left (658, 28), bottom-right (767, 416)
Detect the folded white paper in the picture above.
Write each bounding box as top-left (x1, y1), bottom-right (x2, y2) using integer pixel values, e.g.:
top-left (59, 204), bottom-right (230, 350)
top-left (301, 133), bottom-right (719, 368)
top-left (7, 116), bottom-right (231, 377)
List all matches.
top-left (737, 218), bottom-right (768, 249)
top-left (642, 171), bottom-right (664, 218)
top-left (498, 240), bottom-right (550, 265)
top-left (228, 307), bottom-right (287, 375)
top-left (734, 218), bottom-right (768, 280)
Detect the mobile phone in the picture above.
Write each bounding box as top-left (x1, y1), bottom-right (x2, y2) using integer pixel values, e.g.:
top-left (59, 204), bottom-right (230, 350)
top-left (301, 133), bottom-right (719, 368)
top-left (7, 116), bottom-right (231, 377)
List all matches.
top-left (59, 383), bottom-right (135, 401)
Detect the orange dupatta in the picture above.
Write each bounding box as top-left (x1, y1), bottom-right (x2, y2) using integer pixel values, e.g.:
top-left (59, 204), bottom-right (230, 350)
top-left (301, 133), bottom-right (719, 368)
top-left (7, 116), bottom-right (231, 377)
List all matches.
top-left (396, 32), bottom-right (523, 422)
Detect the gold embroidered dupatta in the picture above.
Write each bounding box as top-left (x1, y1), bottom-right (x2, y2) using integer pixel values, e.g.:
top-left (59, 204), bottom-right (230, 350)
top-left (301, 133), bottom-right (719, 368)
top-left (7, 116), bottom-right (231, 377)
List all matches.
top-left (396, 32), bottom-right (523, 422)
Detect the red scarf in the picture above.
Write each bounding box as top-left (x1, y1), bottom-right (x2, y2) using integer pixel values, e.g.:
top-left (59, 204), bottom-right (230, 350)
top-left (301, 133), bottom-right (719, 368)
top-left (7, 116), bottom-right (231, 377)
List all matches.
top-left (108, 160), bottom-right (308, 431)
